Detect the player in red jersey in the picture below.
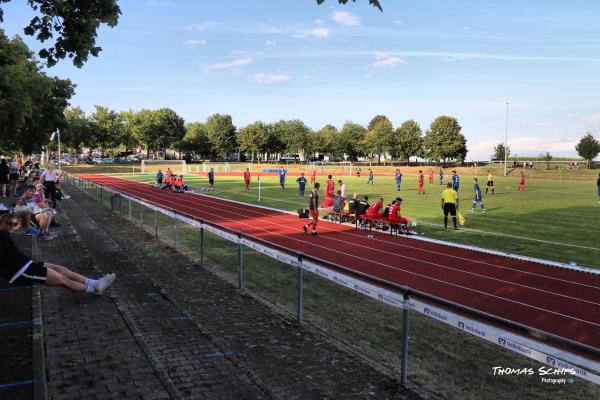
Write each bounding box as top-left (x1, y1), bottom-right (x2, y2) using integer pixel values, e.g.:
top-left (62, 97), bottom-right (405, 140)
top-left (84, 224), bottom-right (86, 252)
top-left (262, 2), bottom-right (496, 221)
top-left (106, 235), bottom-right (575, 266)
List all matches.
top-left (417, 170), bottom-right (425, 195)
top-left (387, 198), bottom-right (410, 233)
top-left (325, 175), bottom-right (335, 198)
top-left (517, 171), bottom-right (526, 191)
top-left (428, 168), bottom-right (434, 184)
top-left (310, 169), bottom-right (317, 185)
top-left (243, 168), bottom-right (251, 191)
top-left (365, 198), bottom-right (384, 218)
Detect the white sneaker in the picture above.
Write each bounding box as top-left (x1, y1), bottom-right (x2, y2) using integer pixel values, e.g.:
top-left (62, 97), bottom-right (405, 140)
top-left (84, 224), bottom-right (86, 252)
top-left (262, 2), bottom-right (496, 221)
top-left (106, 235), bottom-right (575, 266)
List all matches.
top-left (95, 273), bottom-right (116, 294)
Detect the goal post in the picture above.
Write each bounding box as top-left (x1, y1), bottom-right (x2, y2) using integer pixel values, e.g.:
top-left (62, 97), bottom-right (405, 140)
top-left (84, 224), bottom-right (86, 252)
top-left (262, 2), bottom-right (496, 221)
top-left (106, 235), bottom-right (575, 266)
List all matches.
top-left (140, 160), bottom-right (186, 175)
top-left (202, 162), bottom-right (230, 172)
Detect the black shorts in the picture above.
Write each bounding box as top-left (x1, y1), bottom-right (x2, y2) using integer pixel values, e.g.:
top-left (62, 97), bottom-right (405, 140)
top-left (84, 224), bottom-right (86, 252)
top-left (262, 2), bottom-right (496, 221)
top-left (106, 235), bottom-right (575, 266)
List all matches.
top-left (209, 179), bottom-right (214, 185)
top-left (443, 203), bottom-right (457, 216)
top-left (9, 262), bottom-right (47, 285)
top-left (9, 173), bottom-right (19, 180)
top-left (487, 180), bottom-right (494, 187)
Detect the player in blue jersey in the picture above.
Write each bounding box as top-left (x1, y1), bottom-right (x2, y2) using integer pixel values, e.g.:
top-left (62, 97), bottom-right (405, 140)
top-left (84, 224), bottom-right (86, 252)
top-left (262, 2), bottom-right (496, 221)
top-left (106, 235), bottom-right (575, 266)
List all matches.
top-left (451, 170), bottom-right (460, 195)
top-left (597, 173), bottom-right (600, 203)
top-left (394, 169), bottom-right (402, 191)
top-left (279, 166), bottom-right (287, 190)
top-left (471, 178), bottom-right (486, 212)
top-left (207, 168), bottom-right (215, 189)
top-left (367, 168), bottom-right (374, 185)
top-left (296, 173), bottom-right (308, 199)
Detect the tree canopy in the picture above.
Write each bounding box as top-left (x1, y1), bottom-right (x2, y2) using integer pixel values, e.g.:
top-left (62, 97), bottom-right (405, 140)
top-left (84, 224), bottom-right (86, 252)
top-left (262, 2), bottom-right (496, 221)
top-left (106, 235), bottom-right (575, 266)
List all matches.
top-left (575, 133), bottom-right (600, 168)
top-left (206, 113), bottom-right (237, 156)
top-left (0, 0), bottom-right (121, 67)
top-left (393, 120), bottom-right (423, 162)
top-left (0, 29), bottom-right (74, 154)
top-left (492, 143), bottom-right (510, 161)
top-left (423, 116), bottom-right (467, 163)
top-left (316, 0), bottom-right (382, 11)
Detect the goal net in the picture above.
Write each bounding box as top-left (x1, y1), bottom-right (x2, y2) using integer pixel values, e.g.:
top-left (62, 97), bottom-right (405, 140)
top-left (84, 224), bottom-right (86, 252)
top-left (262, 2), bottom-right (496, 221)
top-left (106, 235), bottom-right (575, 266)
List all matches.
top-left (141, 160), bottom-right (186, 175)
top-left (307, 161), bottom-right (352, 176)
top-left (202, 162), bottom-right (230, 172)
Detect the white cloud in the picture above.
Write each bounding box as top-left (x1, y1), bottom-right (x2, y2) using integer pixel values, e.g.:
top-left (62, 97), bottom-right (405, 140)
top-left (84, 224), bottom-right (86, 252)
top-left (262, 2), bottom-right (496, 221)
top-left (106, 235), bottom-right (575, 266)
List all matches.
top-left (393, 20), bottom-right (403, 26)
top-left (331, 11), bottom-right (361, 26)
top-left (204, 57), bottom-right (252, 72)
top-left (248, 73), bottom-right (291, 84)
top-left (315, 19), bottom-right (325, 25)
top-left (293, 27), bottom-right (331, 39)
top-left (260, 25), bottom-right (283, 34)
top-left (265, 40), bottom-right (276, 46)
top-left (371, 51), bottom-right (407, 69)
top-left (146, 0), bottom-right (175, 7)
top-left (184, 21), bottom-right (215, 31)
top-left (582, 112), bottom-right (600, 127)
top-left (186, 39), bottom-right (206, 46)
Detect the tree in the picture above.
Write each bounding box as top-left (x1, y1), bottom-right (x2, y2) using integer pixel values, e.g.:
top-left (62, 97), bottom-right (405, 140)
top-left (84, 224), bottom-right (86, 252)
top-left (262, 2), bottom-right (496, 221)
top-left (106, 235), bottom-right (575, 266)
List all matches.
top-left (63, 107), bottom-right (93, 154)
top-left (0, 0), bottom-right (121, 67)
top-left (316, 0), bottom-right (382, 11)
top-left (154, 108), bottom-right (185, 155)
top-left (0, 30), bottom-right (75, 154)
top-left (276, 119), bottom-right (313, 160)
top-left (313, 124), bottom-right (337, 158)
top-left (237, 121), bottom-right (271, 162)
top-left (340, 122), bottom-right (366, 161)
top-left (540, 152), bottom-right (553, 170)
top-left (492, 143), bottom-right (510, 161)
top-left (364, 115), bottom-right (393, 164)
top-left (206, 113), bottom-right (236, 158)
top-left (90, 106), bottom-right (123, 153)
top-left (575, 133), bottom-right (600, 168)
top-left (423, 116), bottom-right (467, 163)
top-left (119, 110), bottom-right (141, 153)
top-left (393, 120), bottom-right (423, 163)
top-left (179, 122), bottom-right (211, 158)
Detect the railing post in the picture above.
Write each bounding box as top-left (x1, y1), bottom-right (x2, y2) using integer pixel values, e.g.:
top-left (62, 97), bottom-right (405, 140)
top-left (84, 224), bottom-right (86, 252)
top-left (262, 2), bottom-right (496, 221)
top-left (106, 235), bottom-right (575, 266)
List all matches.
top-left (200, 224), bottom-right (204, 266)
top-left (297, 254), bottom-right (303, 323)
top-left (128, 198), bottom-right (132, 220)
top-left (174, 217), bottom-right (178, 250)
top-left (100, 186), bottom-right (103, 204)
top-left (140, 203), bottom-right (143, 228)
top-left (238, 234), bottom-right (243, 289)
top-left (154, 206), bottom-right (158, 237)
top-left (401, 293), bottom-right (410, 386)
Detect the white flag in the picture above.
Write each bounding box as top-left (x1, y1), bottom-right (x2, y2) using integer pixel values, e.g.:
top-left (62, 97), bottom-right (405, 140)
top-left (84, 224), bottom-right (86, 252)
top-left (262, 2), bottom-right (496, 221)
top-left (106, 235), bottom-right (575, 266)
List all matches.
top-left (50, 132), bottom-right (57, 141)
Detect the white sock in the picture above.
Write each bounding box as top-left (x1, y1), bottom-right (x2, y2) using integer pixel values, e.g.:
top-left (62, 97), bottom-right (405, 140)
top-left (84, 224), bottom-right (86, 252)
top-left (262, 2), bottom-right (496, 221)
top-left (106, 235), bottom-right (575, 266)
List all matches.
top-left (86, 285), bottom-right (95, 293)
top-left (85, 278), bottom-right (99, 287)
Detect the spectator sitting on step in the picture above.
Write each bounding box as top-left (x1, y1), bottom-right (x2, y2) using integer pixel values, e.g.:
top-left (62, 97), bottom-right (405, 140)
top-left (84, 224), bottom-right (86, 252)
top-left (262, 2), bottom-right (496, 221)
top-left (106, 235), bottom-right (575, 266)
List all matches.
top-left (16, 185), bottom-right (55, 240)
top-left (0, 213), bottom-right (116, 294)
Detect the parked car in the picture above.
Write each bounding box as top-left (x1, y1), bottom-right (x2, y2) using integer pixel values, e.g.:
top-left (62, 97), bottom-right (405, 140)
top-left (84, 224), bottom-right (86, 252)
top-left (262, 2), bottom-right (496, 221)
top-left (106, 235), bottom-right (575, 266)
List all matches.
top-left (92, 158), bottom-right (104, 164)
top-left (280, 154), bottom-right (300, 162)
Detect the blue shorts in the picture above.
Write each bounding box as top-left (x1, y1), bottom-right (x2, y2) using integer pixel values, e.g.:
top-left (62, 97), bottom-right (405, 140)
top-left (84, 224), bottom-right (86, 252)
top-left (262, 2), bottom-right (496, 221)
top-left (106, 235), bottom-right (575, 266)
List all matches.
top-left (474, 195), bottom-right (482, 202)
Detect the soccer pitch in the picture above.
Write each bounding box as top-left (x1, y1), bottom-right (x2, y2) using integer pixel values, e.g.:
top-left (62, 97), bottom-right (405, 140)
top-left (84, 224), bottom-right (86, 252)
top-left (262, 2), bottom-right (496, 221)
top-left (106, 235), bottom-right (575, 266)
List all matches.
top-left (106, 172), bottom-right (600, 269)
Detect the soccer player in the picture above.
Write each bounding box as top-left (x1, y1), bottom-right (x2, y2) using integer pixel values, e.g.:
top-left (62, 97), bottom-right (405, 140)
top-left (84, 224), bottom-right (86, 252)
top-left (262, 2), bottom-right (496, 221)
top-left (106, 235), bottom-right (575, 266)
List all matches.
top-left (597, 173), bottom-right (600, 203)
top-left (355, 166), bottom-right (361, 177)
top-left (324, 175), bottom-right (334, 197)
top-left (173, 175), bottom-right (183, 193)
top-left (471, 178), bottom-right (486, 212)
top-left (428, 168), bottom-right (434, 185)
top-left (296, 173), bottom-right (308, 199)
top-left (156, 169), bottom-right (163, 188)
top-left (337, 180), bottom-right (347, 198)
top-left (310, 169), bottom-right (317, 185)
top-left (166, 168), bottom-right (172, 177)
top-left (367, 169), bottom-right (374, 185)
top-left (388, 198), bottom-right (411, 233)
top-left (485, 170), bottom-right (495, 195)
top-left (243, 168), bottom-right (251, 191)
top-left (366, 197), bottom-right (384, 218)
top-left (439, 169), bottom-right (444, 185)
top-left (279, 166), bottom-right (287, 190)
top-left (451, 170), bottom-right (460, 195)
top-left (303, 182), bottom-right (320, 236)
top-left (394, 169), bottom-right (402, 191)
top-left (417, 170), bottom-right (425, 195)
top-left (517, 171), bottom-right (526, 191)
top-left (208, 168), bottom-right (215, 189)
top-left (441, 182), bottom-right (459, 230)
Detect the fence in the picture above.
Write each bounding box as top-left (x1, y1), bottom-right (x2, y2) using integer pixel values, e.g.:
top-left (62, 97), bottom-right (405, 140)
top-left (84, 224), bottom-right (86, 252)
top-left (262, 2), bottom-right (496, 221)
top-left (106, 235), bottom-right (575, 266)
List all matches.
top-left (64, 174), bottom-right (600, 390)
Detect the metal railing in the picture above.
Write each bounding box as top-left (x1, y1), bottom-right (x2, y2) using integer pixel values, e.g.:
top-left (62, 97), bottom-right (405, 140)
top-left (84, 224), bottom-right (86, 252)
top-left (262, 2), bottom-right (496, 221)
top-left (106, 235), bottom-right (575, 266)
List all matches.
top-left (65, 174), bottom-right (600, 386)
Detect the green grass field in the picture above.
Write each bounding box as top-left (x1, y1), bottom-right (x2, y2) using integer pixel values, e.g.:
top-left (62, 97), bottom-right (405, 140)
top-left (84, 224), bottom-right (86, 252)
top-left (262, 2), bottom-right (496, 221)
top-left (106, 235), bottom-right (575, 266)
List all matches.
top-left (110, 171), bottom-right (600, 269)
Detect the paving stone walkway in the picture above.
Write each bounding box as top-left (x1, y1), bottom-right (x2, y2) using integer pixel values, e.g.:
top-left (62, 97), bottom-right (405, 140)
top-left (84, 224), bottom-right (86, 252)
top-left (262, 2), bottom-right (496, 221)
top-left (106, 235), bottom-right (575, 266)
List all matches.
top-left (34, 183), bottom-right (422, 399)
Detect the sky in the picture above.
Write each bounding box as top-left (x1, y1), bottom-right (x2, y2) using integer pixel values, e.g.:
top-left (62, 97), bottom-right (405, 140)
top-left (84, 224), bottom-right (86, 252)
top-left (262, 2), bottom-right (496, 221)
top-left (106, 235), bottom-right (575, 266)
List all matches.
top-left (2, 0), bottom-right (600, 160)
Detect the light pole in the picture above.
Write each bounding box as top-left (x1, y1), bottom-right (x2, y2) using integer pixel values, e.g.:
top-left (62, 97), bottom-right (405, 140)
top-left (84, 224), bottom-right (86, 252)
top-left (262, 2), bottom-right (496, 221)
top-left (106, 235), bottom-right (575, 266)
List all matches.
top-left (503, 102), bottom-right (509, 176)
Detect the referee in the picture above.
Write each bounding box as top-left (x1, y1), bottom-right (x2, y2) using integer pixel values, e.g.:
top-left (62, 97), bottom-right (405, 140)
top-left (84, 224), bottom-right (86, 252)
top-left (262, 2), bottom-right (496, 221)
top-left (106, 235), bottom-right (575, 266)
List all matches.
top-left (441, 182), bottom-right (459, 230)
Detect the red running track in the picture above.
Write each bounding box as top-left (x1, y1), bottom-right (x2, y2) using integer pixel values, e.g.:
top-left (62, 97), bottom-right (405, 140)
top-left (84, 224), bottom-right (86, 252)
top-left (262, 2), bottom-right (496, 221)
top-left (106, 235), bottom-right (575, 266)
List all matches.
top-left (78, 174), bottom-right (600, 354)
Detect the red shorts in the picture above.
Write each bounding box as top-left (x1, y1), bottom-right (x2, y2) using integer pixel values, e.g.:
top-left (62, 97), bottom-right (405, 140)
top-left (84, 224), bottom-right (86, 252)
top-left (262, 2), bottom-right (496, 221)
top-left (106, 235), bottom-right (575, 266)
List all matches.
top-left (309, 210), bottom-right (318, 220)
